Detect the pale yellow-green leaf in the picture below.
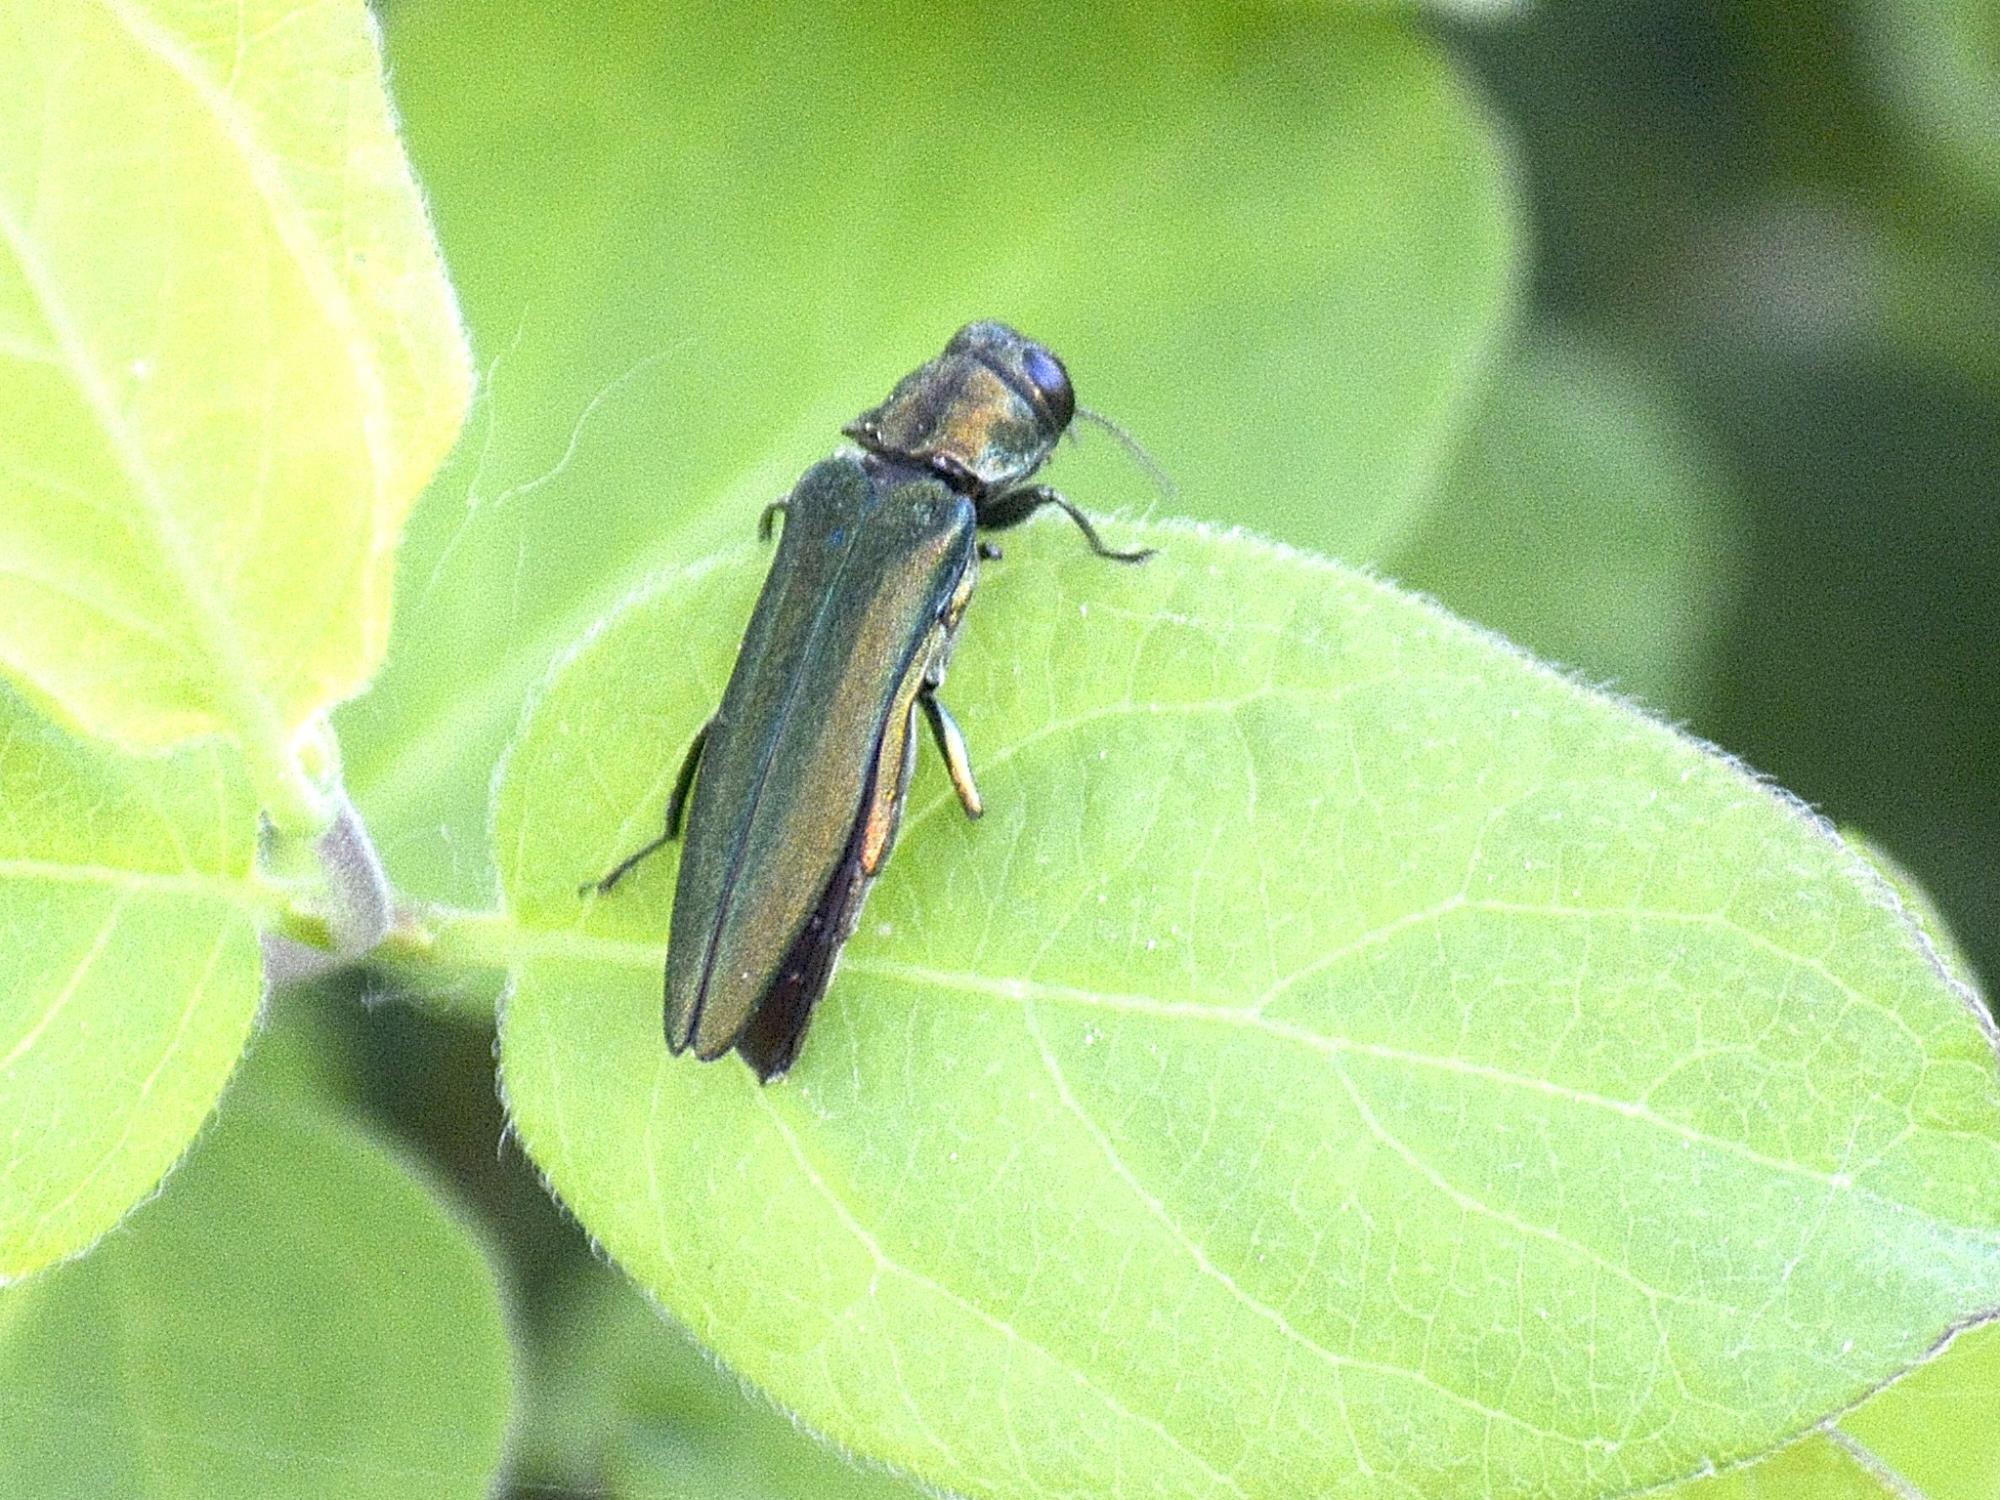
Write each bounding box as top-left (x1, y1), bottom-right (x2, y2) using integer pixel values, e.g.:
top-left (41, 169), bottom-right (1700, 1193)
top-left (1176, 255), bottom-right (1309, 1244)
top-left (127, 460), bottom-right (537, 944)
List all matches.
top-left (0, 688), bottom-right (267, 1279)
top-left (1845, 829), bottom-right (1983, 997)
top-left (1664, 1320), bottom-right (2000, 1499)
top-left (1653, 843), bottom-right (2000, 1498)
top-left (492, 521), bottom-right (2000, 1500)
top-left (0, 0), bottom-right (468, 823)
top-left (1835, 1318), bottom-right (2000, 1500)
top-left (1664, 1437), bottom-right (1890, 1499)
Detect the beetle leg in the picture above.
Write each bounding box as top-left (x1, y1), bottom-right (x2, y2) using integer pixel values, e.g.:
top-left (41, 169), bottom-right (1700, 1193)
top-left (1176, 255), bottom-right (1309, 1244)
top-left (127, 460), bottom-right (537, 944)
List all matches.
top-left (662, 718), bottom-right (715, 839)
top-left (582, 717), bottom-right (714, 895)
top-left (757, 500), bottom-right (789, 542)
top-left (919, 692), bottom-right (983, 820)
top-left (978, 485), bottom-right (1153, 563)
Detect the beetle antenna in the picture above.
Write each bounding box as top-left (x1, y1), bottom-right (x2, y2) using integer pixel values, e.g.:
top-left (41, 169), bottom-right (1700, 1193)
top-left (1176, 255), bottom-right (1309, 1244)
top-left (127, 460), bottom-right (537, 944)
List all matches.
top-left (1074, 404), bottom-right (1177, 502)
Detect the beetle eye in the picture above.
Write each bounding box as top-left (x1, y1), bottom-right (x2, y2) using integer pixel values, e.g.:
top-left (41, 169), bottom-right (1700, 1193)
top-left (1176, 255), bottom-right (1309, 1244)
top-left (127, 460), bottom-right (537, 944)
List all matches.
top-left (1020, 345), bottom-right (1075, 427)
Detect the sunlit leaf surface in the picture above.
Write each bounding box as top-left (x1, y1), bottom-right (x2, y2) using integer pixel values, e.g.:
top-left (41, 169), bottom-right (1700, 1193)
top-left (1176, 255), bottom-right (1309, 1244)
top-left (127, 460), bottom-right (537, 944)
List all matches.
top-left (0, 0), bottom-right (468, 804)
top-left (1659, 850), bottom-right (2000, 1500)
top-left (494, 521), bottom-right (2000, 1499)
top-left (1664, 1320), bottom-right (2000, 1500)
top-left (0, 689), bottom-right (263, 1278)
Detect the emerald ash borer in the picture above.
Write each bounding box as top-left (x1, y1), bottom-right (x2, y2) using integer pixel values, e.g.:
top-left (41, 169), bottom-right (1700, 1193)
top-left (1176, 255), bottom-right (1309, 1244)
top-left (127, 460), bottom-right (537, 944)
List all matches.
top-left (588, 321), bottom-right (1152, 1081)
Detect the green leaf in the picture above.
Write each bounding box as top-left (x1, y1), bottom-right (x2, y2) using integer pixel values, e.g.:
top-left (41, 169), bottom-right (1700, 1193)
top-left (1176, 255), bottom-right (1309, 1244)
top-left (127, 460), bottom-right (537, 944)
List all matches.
top-left (1834, 1318), bottom-right (2000, 1500)
top-left (0, 687), bottom-right (267, 1279)
top-left (1657, 837), bottom-right (2000, 1497)
top-left (0, 1090), bottom-right (514, 1499)
top-left (1662, 1321), bottom-right (2000, 1499)
top-left (1393, 332), bottom-right (1744, 718)
top-left (1660, 1437), bottom-right (1890, 1500)
top-left (491, 521), bottom-right (2000, 1499)
top-left (1844, 830), bottom-right (1983, 998)
top-left (0, 0), bottom-right (469, 827)
top-left (347, 2), bottom-right (1517, 905)
top-left (520, 1268), bottom-right (925, 1500)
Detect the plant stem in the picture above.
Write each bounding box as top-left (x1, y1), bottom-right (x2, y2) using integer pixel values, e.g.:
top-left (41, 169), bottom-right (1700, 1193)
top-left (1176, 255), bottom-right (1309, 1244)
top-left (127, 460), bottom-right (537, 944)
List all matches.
top-left (312, 790), bottom-right (393, 955)
top-left (380, 902), bottom-right (661, 977)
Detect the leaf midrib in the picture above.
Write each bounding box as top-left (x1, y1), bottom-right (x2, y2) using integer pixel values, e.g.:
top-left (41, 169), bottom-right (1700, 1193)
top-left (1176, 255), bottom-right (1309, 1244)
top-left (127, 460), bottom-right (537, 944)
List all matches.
top-left (0, 857), bottom-right (265, 906)
top-left (0, 197), bottom-right (285, 762)
top-left (468, 904), bottom-right (1995, 1237)
top-left (93, 0), bottom-right (394, 518)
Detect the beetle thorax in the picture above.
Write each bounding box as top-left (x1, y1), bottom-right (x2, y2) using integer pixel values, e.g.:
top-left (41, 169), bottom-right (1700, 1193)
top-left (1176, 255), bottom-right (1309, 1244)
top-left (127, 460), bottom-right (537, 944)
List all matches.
top-left (843, 321), bottom-right (1074, 496)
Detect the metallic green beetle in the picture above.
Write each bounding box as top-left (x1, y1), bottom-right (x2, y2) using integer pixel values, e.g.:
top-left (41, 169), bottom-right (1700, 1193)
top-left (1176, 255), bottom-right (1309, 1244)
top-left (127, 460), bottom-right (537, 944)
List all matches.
top-left (589, 322), bottom-right (1150, 1080)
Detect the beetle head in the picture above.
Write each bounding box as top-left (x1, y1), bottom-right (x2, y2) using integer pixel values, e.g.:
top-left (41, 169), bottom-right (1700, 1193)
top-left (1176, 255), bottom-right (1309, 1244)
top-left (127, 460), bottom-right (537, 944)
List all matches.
top-left (844, 321), bottom-right (1075, 497)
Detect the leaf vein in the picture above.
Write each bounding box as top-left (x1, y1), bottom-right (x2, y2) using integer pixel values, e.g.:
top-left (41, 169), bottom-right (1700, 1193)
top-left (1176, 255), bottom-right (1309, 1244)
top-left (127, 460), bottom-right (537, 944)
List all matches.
top-left (846, 955), bottom-right (1995, 1235)
top-left (0, 892), bottom-right (129, 1072)
top-left (756, 1093), bottom-right (1250, 1499)
top-left (26, 922), bottom-right (236, 1250)
top-left (1025, 1004), bottom-right (1579, 1460)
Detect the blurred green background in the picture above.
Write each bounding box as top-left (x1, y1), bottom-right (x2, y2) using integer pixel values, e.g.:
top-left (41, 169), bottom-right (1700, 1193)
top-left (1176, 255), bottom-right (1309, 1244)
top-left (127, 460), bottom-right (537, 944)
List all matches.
top-left (334, 0), bottom-right (2000, 1492)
